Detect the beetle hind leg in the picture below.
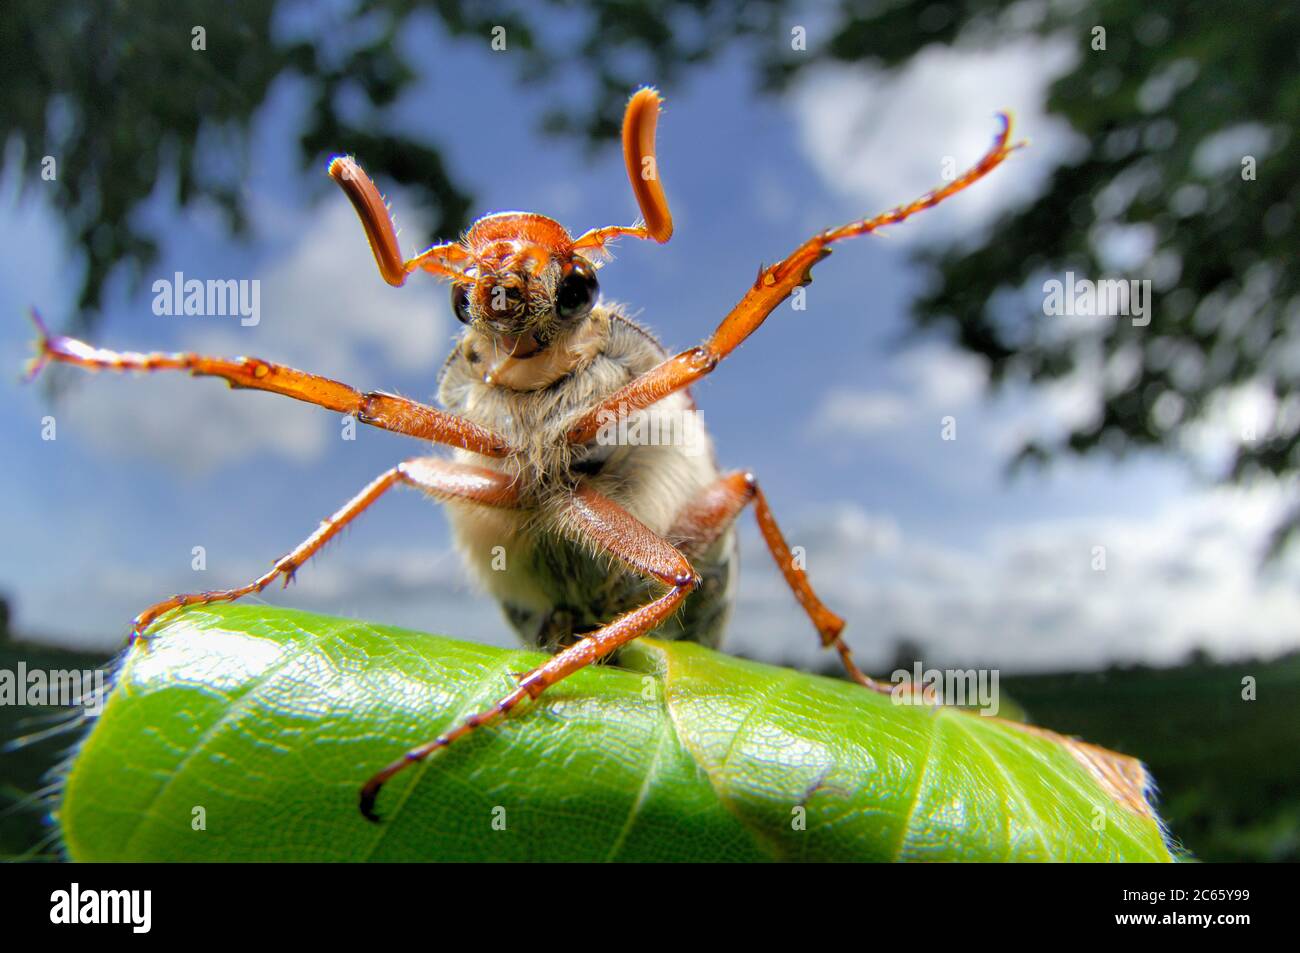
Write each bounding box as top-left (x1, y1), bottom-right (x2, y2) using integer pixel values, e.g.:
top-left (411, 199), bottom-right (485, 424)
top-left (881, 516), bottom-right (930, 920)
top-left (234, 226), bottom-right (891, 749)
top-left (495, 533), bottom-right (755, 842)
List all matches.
top-left (670, 470), bottom-right (886, 693)
top-left (359, 482), bottom-right (699, 822)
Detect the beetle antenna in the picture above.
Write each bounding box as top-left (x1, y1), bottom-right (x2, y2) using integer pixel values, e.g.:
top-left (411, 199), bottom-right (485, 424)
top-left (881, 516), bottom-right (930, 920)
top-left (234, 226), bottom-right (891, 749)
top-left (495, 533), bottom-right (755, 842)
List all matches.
top-left (330, 155), bottom-right (475, 286)
top-left (572, 87), bottom-right (674, 254)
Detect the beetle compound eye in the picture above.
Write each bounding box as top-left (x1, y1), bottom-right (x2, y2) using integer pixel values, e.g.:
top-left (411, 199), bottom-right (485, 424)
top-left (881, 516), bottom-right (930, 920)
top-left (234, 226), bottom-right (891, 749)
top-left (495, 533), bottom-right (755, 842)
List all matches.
top-left (556, 259), bottom-right (598, 320)
top-left (451, 284), bottom-right (474, 324)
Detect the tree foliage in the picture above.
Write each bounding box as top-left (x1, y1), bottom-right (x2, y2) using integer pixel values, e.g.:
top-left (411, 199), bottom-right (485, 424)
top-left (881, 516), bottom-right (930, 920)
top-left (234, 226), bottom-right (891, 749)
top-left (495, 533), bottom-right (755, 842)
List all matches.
top-left (6, 0), bottom-right (1296, 544)
top-left (765, 1), bottom-right (1300, 553)
top-left (1, 0), bottom-right (769, 332)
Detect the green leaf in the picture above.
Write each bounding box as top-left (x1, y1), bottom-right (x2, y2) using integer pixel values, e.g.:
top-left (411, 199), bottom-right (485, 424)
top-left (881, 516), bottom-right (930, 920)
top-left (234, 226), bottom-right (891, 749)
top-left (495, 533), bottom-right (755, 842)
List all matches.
top-left (58, 605), bottom-right (1175, 861)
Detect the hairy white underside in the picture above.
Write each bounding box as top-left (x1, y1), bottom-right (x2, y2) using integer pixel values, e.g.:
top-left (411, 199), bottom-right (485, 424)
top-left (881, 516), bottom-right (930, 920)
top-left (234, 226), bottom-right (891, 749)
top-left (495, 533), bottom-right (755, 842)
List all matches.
top-left (433, 305), bottom-right (728, 636)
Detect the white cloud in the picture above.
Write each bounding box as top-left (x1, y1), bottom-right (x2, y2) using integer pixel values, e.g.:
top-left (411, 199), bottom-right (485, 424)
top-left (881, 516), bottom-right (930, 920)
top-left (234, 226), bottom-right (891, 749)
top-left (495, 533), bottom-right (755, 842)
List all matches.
top-left (813, 389), bottom-right (909, 436)
top-left (810, 339), bottom-right (1103, 476)
top-left (788, 35), bottom-right (1085, 246)
top-left (44, 539), bottom-right (516, 652)
top-left (57, 200), bottom-right (450, 474)
top-left (728, 483), bottom-right (1300, 672)
top-left (252, 200), bottom-right (447, 376)
top-left (1180, 380), bottom-right (1280, 473)
top-left (61, 362), bottom-right (329, 474)
top-left (813, 342), bottom-right (987, 437)
top-left (32, 475), bottom-right (1300, 672)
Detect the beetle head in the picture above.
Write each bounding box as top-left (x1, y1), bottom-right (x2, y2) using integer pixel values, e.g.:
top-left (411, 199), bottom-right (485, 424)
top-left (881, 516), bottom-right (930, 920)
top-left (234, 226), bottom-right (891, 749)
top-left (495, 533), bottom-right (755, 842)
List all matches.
top-left (330, 87), bottom-right (672, 368)
top-left (450, 212), bottom-right (600, 359)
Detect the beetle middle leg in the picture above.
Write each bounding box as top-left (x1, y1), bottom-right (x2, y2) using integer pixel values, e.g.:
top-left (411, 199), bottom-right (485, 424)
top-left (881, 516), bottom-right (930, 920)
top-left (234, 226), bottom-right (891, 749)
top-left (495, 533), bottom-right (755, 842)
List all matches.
top-left (359, 482), bottom-right (699, 822)
top-left (127, 458), bottom-right (520, 641)
top-left (671, 470), bottom-right (883, 692)
top-left (565, 114), bottom-right (1021, 445)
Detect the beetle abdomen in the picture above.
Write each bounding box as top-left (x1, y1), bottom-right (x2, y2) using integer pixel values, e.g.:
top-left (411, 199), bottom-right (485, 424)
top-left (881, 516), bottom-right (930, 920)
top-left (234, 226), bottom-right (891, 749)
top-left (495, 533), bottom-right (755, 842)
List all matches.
top-left (500, 525), bottom-right (737, 652)
top-left (438, 305), bottom-right (734, 652)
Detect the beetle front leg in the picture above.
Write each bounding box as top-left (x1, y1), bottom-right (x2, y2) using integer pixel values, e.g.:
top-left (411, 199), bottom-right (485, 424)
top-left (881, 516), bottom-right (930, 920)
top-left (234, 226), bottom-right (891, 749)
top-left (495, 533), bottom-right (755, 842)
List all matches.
top-left (24, 310), bottom-right (512, 456)
top-left (359, 482), bottom-right (699, 822)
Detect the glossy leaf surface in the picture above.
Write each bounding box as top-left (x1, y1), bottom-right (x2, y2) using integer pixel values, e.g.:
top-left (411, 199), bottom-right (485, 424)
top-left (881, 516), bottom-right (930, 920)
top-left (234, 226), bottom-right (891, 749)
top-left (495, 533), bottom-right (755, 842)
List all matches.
top-left (60, 606), bottom-right (1174, 861)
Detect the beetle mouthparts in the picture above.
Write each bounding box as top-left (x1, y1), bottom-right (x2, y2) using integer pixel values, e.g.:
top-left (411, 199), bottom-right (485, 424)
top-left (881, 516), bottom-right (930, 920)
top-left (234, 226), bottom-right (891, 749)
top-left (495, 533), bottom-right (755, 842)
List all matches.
top-left (496, 330), bottom-right (545, 360)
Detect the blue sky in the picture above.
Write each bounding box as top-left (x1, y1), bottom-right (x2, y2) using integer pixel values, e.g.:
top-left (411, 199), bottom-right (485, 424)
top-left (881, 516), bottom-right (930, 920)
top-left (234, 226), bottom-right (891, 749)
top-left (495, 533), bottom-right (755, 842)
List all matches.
top-left (1, 13), bottom-right (1296, 671)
